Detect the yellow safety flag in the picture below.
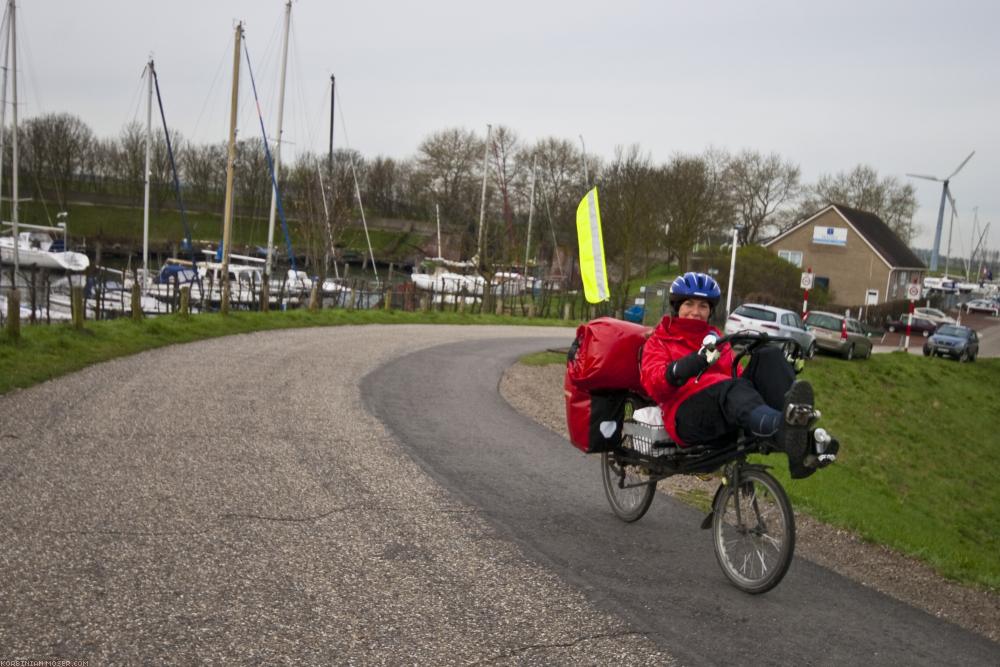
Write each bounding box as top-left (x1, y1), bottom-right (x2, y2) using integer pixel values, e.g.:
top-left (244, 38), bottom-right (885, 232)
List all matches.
top-left (575, 187), bottom-right (609, 303)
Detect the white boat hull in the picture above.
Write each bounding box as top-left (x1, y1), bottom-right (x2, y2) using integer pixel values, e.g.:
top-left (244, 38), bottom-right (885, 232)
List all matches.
top-left (0, 238), bottom-right (90, 272)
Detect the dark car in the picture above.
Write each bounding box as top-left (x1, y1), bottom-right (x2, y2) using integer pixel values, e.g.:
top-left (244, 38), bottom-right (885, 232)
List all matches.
top-left (923, 325), bottom-right (979, 361)
top-left (885, 314), bottom-right (938, 337)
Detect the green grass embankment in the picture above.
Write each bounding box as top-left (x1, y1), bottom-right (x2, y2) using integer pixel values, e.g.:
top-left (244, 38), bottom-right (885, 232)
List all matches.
top-left (0, 310), bottom-right (573, 396)
top-left (782, 352), bottom-right (1000, 591)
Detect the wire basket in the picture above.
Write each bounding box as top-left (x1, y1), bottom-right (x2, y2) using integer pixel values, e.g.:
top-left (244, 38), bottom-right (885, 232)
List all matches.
top-left (622, 421), bottom-right (679, 457)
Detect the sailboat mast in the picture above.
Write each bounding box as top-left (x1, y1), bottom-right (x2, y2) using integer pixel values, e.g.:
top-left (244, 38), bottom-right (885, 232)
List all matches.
top-left (475, 123), bottom-right (491, 266)
top-left (142, 58), bottom-right (153, 286)
top-left (0, 4), bottom-right (8, 235)
top-left (220, 21), bottom-right (242, 313)
top-left (265, 0), bottom-right (291, 279)
top-left (328, 75), bottom-right (335, 171)
top-left (435, 203), bottom-right (442, 259)
top-left (9, 0), bottom-right (17, 276)
top-left (319, 75), bottom-right (337, 279)
top-left (524, 155), bottom-right (537, 271)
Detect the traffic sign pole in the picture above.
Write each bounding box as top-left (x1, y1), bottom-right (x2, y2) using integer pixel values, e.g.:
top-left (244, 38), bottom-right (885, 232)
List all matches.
top-left (904, 280), bottom-right (920, 350)
top-left (800, 268), bottom-right (814, 318)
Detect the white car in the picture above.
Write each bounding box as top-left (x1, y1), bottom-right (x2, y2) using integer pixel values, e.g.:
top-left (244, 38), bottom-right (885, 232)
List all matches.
top-left (964, 299), bottom-right (999, 316)
top-left (724, 303), bottom-right (817, 358)
top-left (912, 307), bottom-right (957, 326)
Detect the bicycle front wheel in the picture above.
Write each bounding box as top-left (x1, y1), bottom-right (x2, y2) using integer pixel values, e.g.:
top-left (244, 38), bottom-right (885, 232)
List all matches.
top-left (601, 435), bottom-right (656, 523)
top-left (712, 468), bottom-right (795, 594)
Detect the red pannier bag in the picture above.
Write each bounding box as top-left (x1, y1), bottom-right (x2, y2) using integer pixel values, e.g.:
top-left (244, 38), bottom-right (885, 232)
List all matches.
top-left (564, 318), bottom-right (650, 453)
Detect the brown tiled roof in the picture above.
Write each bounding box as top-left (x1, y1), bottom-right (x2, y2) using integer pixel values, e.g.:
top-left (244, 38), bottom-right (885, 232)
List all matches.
top-left (831, 204), bottom-right (925, 269)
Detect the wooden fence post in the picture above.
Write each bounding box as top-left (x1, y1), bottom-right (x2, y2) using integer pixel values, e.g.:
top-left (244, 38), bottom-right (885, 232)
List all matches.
top-left (71, 286), bottom-right (85, 330)
top-left (131, 283), bottom-right (144, 321)
top-left (179, 285), bottom-right (191, 317)
top-left (5, 289), bottom-right (19, 340)
top-left (309, 284), bottom-right (320, 312)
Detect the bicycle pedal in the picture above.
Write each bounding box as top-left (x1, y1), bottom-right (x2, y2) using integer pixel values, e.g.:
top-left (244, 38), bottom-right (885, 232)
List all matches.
top-left (784, 404), bottom-right (815, 426)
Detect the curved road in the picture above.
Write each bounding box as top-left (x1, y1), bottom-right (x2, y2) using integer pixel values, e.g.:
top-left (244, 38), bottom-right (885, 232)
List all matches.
top-left (1, 324), bottom-right (997, 664)
top-left (365, 335), bottom-right (999, 666)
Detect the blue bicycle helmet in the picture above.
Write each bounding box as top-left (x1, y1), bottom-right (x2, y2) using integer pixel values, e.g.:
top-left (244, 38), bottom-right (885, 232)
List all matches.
top-left (669, 271), bottom-right (721, 313)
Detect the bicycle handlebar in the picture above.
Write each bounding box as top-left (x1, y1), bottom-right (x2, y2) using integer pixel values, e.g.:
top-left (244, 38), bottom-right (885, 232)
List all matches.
top-left (699, 330), bottom-right (805, 381)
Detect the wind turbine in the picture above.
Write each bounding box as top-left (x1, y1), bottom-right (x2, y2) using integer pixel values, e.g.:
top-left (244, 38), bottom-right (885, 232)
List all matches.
top-left (906, 150), bottom-right (975, 272)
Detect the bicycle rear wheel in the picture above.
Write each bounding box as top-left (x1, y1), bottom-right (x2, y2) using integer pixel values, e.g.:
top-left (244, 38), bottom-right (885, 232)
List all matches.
top-left (712, 468), bottom-right (795, 594)
top-left (601, 435), bottom-right (656, 522)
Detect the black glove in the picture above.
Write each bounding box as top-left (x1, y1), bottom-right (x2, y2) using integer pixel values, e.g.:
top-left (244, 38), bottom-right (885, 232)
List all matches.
top-left (666, 351), bottom-right (709, 387)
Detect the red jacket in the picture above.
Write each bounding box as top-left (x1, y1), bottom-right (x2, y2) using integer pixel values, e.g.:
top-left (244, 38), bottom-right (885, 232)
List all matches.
top-left (639, 316), bottom-right (738, 446)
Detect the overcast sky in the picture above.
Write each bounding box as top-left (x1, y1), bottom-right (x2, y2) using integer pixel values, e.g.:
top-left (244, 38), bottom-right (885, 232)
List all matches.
top-left (10, 0), bottom-right (999, 254)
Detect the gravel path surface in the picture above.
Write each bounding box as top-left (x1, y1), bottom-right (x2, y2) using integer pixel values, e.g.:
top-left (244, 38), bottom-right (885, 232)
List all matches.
top-left (2, 324), bottom-right (679, 665)
top-left (500, 362), bottom-right (1000, 644)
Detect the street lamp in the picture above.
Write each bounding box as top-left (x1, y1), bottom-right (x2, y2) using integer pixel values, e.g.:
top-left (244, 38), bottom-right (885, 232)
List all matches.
top-left (724, 227), bottom-right (741, 317)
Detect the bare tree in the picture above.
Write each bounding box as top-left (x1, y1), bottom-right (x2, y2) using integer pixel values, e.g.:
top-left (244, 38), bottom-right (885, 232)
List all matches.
top-left (414, 127), bottom-right (486, 258)
top-left (797, 165), bottom-right (918, 242)
top-left (525, 137), bottom-right (588, 274)
top-left (724, 150), bottom-right (800, 244)
top-left (19, 112), bottom-right (95, 208)
top-left (489, 125), bottom-right (524, 264)
top-left (181, 142), bottom-right (227, 209)
top-left (598, 145), bottom-right (661, 312)
top-left (659, 152), bottom-right (732, 272)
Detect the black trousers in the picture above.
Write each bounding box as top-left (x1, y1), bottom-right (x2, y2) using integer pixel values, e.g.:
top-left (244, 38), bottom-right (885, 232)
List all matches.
top-left (675, 346), bottom-right (795, 446)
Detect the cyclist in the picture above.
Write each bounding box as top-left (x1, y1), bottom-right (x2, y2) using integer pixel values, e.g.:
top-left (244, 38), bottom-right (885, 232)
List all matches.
top-left (639, 271), bottom-right (836, 478)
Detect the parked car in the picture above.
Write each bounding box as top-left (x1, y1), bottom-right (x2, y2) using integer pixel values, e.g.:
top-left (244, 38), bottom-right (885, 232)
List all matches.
top-left (923, 325), bottom-right (979, 361)
top-left (724, 303), bottom-right (816, 358)
top-left (912, 307), bottom-right (957, 326)
top-left (963, 299), bottom-right (999, 316)
top-left (885, 314), bottom-right (938, 337)
top-left (804, 311), bottom-right (873, 360)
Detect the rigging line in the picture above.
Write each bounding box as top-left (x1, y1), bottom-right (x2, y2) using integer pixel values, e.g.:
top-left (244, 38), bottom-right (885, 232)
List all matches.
top-left (152, 66), bottom-right (198, 271)
top-left (122, 67), bottom-right (146, 133)
top-left (15, 2), bottom-right (44, 115)
top-left (334, 84), bottom-right (379, 284)
top-left (288, 18), bottom-right (322, 155)
top-left (242, 36), bottom-right (297, 273)
top-left (190, 36), bottom-right (231, 149)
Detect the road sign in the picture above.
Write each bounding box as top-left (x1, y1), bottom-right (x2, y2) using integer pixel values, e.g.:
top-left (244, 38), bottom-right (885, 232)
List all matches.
top-left (800, 272), bottom-right (814, 290)
top-left (906, 283), bottom-right (921, 301)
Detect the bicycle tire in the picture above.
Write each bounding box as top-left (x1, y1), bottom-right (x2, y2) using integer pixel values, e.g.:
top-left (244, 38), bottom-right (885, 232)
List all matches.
top-left (601, 435), bottom-right (656, 523)
top-left (712, 468), bottom-right (795, 594)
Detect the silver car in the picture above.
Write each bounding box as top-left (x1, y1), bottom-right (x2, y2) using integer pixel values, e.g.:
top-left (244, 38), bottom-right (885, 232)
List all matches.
top-left (724, 303), bottom-right (817, 358)
top-left (804, 311), bottom-right (873, 360)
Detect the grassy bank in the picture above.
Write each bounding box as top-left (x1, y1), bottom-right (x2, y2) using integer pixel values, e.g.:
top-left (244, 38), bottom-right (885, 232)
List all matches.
top-left (0, 310), bottom-right (573, 396)
top-left (535, 349), bottom-right (999, 591)
top-left (16, 199), bottom-right (428, 261)
top-left (783, 352), bottom-right (1000, 591)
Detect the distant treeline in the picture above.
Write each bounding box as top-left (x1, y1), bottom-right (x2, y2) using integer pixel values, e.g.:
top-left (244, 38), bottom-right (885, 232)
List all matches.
top-left (2, 113), bottom-right (922, 309)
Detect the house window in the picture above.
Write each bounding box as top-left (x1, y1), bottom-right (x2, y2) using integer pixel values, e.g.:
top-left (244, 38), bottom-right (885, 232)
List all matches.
top-left (777, 250), bottom-right (803, 268)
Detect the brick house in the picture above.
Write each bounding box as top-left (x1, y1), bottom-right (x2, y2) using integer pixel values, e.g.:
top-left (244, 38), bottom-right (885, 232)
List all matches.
top-left (762, 204), bottom-right (925, 305)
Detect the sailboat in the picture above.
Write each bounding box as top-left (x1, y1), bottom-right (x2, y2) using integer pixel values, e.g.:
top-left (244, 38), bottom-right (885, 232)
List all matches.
top-left (0, 0), bottom-right (88, 275)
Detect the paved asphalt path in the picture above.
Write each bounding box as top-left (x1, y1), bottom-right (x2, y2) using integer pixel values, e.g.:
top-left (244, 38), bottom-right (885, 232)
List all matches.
top-left (364, 336), bottom-right (1000, 666)
top-left (1, 324), bottom-right (678, 665)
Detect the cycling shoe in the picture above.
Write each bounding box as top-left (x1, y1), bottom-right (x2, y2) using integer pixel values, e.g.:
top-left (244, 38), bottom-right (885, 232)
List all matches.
top-left (804, 428), bottom-right (839, 470)
top-left (782, 380), bottom-right (815, 479)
